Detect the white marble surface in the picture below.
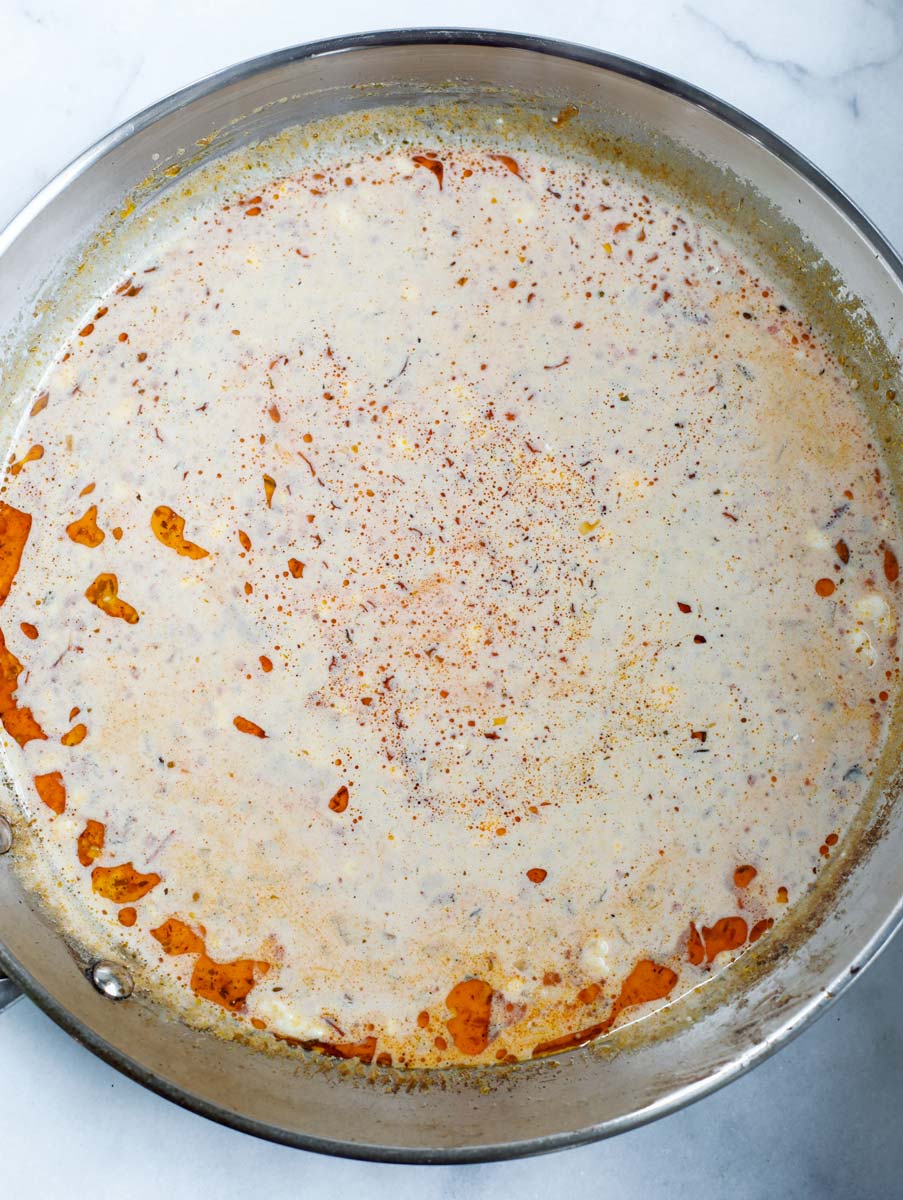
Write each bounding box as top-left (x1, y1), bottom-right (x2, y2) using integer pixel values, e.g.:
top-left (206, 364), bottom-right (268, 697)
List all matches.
top-left (1, 1), bottom-right (901, 1194)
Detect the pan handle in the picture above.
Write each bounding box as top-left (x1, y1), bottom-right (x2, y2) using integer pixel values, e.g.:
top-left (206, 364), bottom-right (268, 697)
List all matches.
top-left (0, 966), bottom-right (22, 1012)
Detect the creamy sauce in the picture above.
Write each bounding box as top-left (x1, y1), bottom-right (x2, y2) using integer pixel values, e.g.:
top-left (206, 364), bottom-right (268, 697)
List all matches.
top-left (0, 115), bottom-right (899, 1067)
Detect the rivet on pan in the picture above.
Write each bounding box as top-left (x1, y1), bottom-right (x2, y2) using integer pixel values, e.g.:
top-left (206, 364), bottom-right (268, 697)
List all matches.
top-left (90, 960), bottom-right (134, 1000)
top-left (0, 815), bottom-right (12, 855)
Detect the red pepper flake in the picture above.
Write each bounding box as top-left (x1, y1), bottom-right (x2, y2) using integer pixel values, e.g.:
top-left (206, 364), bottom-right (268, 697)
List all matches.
top-left (79, 482), bottom-right (95, 497)
top-left (263, 474), bottom-right (276, 508)
top-left (287, 558), bottom-right (305, 578)
top-left (693, 634), bottom-right (707, 644)
top-left (690, 730), bottom-right (707, 743)
top-left (526, 868), bottom-right (547, 884)
top-left (417, 1010), bottom-right (430, 1028)
top-left (329, 784), bottom-right (349, 813)
top-left (245, 206), bottom-right (262, 217)
top-left (825, 832), bottom-right (839, 846)
top-left (61, 722), bottom-right (87, 747)
top-left (883, 544), bottom-right (899, 583)
top-left (234, 715), bottom-right (266, 738)
top-left (543, 356), bottom-right (570, 371)
top-left (259, 655), bottom-right (273, 673)
top-left (412, 155), bottom-right (444, 189)
top-left (30, 392), bottom-right (48, 417)
top-left (733, 864), bottom-right (757, 888)
top-left (112, 527), bottom-right (123, 541)
top-left (19, 622), bottom-right (38, 640)
top-left (722, 510), bottom-right (738, 522)
top-left (79, 323), bottom-right (95, 338)
top-left (815, 577), bottom-right (836, 598)
top-left (613, 221), bottom-right (631, 233)
top-left (268, 403), bottom-right (280, 422)
top-left (34, 771), bottom-right (66, 815)
top-left (677, 601), bottom-right (692, 613)
top-left (835, 538), bottom-right (850, 564)
top-left (777, 886), bottom-right (789, 903)
top-left (238, 530), bottom-right (252, 551)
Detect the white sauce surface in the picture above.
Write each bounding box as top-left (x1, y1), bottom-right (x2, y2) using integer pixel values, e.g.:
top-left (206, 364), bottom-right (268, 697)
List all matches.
top-left (1, 113), bottom-right (898, 1066)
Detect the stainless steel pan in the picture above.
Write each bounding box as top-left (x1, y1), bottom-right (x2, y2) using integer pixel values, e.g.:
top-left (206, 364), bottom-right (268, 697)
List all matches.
top-left (1, 29), bottom-right (902, 1163)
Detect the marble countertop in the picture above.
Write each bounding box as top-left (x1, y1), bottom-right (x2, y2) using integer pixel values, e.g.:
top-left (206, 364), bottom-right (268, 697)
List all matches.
top-left (1, 1), bottom-right (901, 1195)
